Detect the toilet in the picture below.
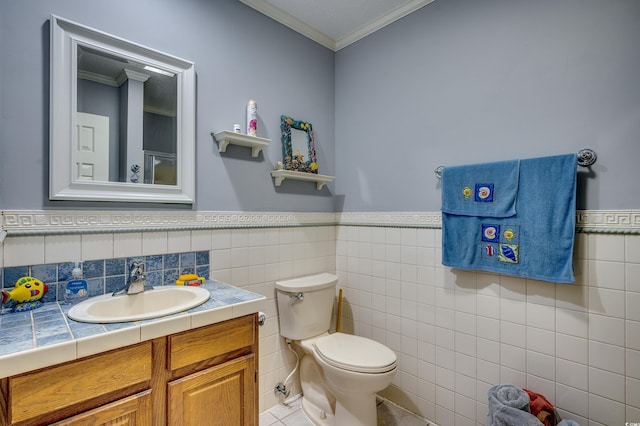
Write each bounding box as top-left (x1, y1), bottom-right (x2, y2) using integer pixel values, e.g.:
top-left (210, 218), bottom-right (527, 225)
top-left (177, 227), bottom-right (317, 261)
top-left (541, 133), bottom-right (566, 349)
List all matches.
top-left (276, 273), bottom-right (397, 426)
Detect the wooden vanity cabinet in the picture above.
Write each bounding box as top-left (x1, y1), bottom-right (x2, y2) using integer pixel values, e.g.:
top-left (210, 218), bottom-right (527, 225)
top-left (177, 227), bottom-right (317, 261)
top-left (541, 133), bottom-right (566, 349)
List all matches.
top-left (167, 355), bottom-right (255, 425)
top-left (2, 342), bottom-right (153, 426)
top-left (0, 313), bottom-right (258, 426)
top-left (49, 391), bottom-right (153, 426)
top-left (165, 313), bottom-right (257, 426)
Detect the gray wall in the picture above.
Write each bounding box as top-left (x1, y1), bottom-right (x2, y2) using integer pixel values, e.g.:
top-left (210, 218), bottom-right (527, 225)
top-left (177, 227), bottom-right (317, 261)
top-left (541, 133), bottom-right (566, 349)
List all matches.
top-left (2, 0), bottom-right (639, 213)
top-left (0, 0), bottom-right (335, 211)
top-left (335, 0), bottom-right (640, 211)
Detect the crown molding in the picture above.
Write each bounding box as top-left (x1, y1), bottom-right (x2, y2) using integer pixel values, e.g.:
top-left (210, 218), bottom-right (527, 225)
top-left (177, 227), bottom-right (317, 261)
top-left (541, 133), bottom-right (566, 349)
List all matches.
top-left (335, 0), bottom-right (436, 50)
top-left (77, 70), bottom-right (118, 87)
top-left (238, 0), bottom-right (336, 50)
top-left (239, 0), bottom-right (436, 51)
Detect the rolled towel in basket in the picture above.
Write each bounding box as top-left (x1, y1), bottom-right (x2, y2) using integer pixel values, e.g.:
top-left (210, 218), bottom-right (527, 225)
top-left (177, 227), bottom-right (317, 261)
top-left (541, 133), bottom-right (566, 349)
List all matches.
top-left (487, 384), bottom-right (543, 426)
top-left (524, 388), bottom-right (555, 426)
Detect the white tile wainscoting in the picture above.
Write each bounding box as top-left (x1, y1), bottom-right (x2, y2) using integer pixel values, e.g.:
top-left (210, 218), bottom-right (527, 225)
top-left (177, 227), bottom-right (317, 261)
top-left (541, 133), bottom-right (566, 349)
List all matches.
top-left (334, 211), bottom-right (640, 426)
top-left (1, 210), bottom-right (639, 424)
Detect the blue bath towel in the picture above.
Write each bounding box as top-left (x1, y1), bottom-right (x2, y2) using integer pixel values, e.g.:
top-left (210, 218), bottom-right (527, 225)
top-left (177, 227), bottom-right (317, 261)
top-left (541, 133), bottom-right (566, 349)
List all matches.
top-left (441, 159), bottom-right (519, 218)
top-left (442, 153), bottom-right (576, 283)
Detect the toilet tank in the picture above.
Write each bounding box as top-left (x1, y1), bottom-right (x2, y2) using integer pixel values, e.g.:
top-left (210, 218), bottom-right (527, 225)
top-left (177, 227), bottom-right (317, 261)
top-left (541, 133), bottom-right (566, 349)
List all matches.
top-left (276, 273), bottom-right (338, 340)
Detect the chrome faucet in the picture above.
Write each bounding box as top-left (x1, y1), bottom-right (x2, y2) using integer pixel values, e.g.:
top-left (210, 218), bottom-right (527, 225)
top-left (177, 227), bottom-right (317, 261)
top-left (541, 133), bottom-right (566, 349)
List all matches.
top-left (113, 261), bottom-right (150, 296)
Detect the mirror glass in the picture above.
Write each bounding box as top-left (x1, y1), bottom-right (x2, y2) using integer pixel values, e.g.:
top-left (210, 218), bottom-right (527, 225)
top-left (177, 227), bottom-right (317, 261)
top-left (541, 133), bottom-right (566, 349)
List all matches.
top-left (77, 45), bottom-right (177, 184)
top-left (50, 15), bottom-right (195, 203)
top-left (280, 115), bottom-right (318, 173)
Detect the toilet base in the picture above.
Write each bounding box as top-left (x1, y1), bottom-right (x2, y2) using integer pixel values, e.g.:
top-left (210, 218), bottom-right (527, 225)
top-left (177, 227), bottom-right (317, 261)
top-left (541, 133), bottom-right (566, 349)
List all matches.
top-left (301, 396), bottom-right (335, 426)
top-left (301, 388), bottom-right (379, 426)
top-left (299, 352), bottom-right (335, 425)
top-left (333, 392), bottom-right (378, 426)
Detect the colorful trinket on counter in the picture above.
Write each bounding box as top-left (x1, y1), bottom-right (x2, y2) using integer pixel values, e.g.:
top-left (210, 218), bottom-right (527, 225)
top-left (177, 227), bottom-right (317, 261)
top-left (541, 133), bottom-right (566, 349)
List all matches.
top-left (2, 276), bottom-right (48, 312)
top-left (176, 274), bottom-right (205, 286)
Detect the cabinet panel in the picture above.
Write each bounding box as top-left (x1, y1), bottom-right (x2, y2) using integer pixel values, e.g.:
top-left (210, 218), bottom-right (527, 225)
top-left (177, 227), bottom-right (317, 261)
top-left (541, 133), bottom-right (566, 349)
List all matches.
top-left (9, 343), bottom-right (152, 424)
top-left (3, 314), bottom-right (258, 426)
top-left (169, 315), bottom-right (255, 371)
top-left (50, 390), bottom-right (152, 426)
top-left (167, 355), bottom-right (255, 426)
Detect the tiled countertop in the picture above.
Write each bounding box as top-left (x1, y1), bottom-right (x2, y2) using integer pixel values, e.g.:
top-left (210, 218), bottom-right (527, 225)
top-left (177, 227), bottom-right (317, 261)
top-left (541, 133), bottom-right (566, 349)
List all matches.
top-left (0, 281), bottom-right (265, 378)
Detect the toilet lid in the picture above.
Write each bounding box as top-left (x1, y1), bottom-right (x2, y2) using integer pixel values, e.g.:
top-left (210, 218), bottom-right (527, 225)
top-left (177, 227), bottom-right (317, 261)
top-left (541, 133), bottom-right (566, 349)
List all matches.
top-left (313, 333), bottom-right (397, 374)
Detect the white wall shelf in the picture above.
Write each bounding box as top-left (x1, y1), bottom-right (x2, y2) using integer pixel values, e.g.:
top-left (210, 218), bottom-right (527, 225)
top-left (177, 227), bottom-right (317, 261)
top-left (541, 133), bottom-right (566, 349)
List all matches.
top-left (271, 170), bottom-right (335, 190)
top-left (212, 131), bottom-right (271, 158)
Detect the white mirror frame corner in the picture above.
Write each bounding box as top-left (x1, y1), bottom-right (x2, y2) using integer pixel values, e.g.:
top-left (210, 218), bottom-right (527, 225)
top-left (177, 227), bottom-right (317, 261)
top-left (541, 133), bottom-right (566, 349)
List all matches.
top-left (49, 15), bottom-right (196, 204)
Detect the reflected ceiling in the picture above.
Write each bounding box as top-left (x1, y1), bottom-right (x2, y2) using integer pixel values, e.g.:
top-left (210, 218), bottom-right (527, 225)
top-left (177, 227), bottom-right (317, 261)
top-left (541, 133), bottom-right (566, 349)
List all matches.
top-left (77, 45), bottom-right (177, 116)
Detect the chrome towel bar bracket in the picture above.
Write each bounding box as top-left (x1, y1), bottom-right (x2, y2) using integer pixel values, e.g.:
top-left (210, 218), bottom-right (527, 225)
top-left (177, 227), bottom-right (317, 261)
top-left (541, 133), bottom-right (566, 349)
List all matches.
top-left (576, 148), bottom-right (597, 167)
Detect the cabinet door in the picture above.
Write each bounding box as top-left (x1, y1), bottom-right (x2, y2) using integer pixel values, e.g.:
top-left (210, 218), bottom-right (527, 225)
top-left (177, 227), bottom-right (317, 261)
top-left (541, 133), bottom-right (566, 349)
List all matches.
top-left (167, 355), bottom-right (255, 426)
top-left (9, 342), bottom-right (152, 424)
top-left (49, 390), bottom-right (152, 426)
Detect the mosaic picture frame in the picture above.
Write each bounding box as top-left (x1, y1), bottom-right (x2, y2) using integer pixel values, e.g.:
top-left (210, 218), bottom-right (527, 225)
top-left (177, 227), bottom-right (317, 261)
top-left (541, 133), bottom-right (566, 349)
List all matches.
top-left (280, 115), bottom-right (318, 173)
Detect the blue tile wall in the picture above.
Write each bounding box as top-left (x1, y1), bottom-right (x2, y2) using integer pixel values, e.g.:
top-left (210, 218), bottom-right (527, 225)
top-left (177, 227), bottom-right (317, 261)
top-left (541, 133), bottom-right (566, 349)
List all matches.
top-left (0, 251), bottom-right (210, 308)
top-left (3, 266), bottom-right (28, 288)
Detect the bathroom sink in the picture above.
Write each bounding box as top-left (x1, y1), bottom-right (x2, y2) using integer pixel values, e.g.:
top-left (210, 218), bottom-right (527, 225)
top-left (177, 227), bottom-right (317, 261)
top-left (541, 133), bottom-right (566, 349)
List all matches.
top-left (67, 286), bottom-right (210, 323)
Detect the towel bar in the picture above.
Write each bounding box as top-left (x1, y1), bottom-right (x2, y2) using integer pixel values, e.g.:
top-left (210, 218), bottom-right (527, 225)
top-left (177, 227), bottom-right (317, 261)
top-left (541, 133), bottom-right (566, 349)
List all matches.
top-left (434, 148), bottom-right (597, 179)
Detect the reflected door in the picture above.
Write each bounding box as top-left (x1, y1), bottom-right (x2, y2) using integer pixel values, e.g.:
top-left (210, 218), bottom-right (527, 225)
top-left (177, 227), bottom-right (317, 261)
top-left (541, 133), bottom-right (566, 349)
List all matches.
top-left (76, 112), bottom-right (109, 181)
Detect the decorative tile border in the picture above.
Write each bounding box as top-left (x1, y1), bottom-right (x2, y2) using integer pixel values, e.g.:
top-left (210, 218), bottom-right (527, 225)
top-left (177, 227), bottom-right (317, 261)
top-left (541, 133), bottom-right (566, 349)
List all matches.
top-left (336, 211), bottom-right (442, 228)
top-left (1, 210), bottom-right (638, 237)
top-left (575, 210), bottom-right (640, 233)
top-left (338, 210), bottom-right (640, 234)
top-left (1, 211), bottom-right (336, 236)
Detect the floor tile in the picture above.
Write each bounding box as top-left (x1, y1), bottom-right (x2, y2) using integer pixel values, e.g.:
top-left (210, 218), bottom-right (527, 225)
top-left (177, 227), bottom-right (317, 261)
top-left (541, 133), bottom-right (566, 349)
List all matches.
top-left (259, 411), bottom-right (281, 426)
top-left (281, 408), bottom-right (314, 426)
top-left (262, 396), bottom-right (431, 426)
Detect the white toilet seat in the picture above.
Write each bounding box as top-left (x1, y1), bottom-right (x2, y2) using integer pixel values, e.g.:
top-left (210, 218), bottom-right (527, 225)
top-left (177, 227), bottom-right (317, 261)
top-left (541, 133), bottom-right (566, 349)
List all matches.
top-left (313, 332), bottom-right (397, 374)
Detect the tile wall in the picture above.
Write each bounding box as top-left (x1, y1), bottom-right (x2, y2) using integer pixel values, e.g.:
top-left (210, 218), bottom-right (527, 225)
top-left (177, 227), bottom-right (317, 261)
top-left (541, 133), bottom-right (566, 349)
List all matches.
top-left (1, 220), bottom-right (638, 423)
top-left (0, 226), bottom-right (336, 413)
top-left (0, 251), bottom-right (211, 305)
top-left (335, 226), bottom-right (640, 425)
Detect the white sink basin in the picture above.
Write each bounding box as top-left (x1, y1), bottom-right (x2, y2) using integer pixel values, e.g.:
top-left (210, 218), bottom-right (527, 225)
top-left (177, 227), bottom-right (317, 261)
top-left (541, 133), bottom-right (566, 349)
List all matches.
top-left (67, 286), bottom-right (210, 323)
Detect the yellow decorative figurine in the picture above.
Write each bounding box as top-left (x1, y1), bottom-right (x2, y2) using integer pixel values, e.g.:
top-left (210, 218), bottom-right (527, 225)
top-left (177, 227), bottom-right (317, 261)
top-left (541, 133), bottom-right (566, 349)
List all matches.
top-left (2, 277), bottom-right (48, 312)
top-left (176, 274), bottom-right (205, 286)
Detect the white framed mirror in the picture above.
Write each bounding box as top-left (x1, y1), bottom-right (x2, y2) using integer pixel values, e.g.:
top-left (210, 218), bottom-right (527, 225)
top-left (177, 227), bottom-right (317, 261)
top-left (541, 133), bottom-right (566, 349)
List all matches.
top-left (49, 15), bottom-right (195, 203)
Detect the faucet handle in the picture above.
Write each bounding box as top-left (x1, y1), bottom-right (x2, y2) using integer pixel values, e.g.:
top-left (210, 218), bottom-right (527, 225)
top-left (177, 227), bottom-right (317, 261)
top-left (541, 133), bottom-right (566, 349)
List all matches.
top-left (129, 261), bottom-right (145, 279)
